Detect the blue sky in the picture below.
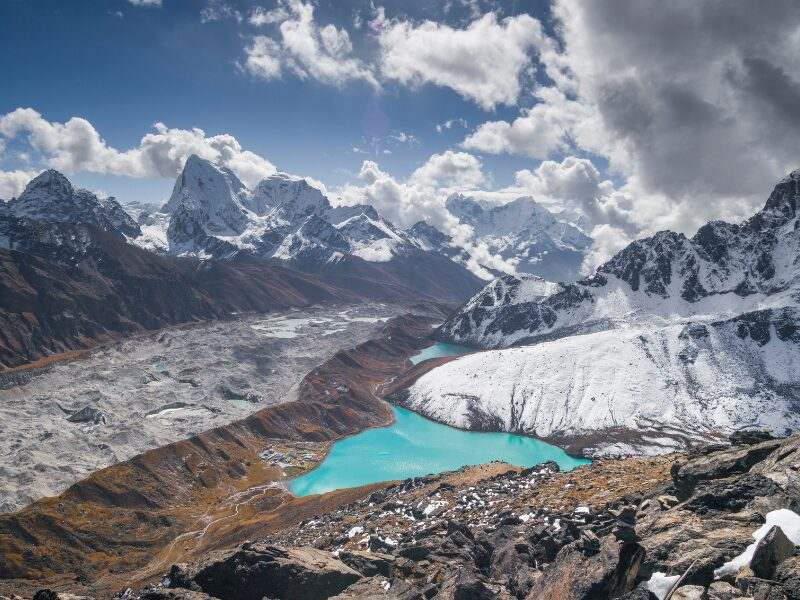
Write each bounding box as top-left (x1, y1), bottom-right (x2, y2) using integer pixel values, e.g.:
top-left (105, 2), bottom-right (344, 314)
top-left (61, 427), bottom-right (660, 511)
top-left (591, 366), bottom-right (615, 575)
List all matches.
top-left (2, 0), bottom-right (798, 264)
top-left (1, 0), bottom-right (554, 204)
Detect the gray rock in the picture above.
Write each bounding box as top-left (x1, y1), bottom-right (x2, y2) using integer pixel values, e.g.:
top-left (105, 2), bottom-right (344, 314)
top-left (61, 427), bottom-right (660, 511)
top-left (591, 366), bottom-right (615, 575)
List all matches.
top-left (338, 550), bottom-right (395, 577)
top-left (139, 590), bottom-right (218, 600)
top-left (525, 536), bottom-right (644, 599)
top-left (751, 525), bottom-right (796, 579)
top-left (671, 439), bottom-right (783, 497)
top-left (671, 585), bottom-right (706, 600)
top-left (706, 581), bottom-right (742, 600)
top-left (175, 542), bottom-right (361, 600)
top-left (66, 406), bottom-right (105, 425)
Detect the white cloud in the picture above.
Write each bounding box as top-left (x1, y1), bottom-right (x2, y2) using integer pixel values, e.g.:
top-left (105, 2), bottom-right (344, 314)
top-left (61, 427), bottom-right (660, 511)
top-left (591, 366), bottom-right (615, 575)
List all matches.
top-left (409, 150), bottom-right (485, 189)
top-left (435, 118), bottom-right (468, 133)
top-left (0, 169), bottom-right (37, 200)
top-left (243, 0), bottom-right (378, 88)
top-left (127, 0), bottom-right (161, 6)
top-left (244, 36), bottom-right (283, 79)
top-left (462, 87), bottom-right (590, 159)
top-left (463, 0), bottom-right (800, 237)
top-left (0, 108), bottom-right (276, 188)
top-left (248, 5), bottom-right (289, 26)
top-left (378, 11), bottom-right (546, 110)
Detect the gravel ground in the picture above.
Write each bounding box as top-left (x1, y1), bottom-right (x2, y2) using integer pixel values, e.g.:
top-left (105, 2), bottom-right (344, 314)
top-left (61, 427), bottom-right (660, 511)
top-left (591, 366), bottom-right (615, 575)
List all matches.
top-left (0, 303), bottom-right (407, 513)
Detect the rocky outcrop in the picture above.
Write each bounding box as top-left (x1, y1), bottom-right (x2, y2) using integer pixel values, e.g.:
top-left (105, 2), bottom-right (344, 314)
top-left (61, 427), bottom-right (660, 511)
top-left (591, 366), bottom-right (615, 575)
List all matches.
top-left (168, 543), bottom-right (360, 600)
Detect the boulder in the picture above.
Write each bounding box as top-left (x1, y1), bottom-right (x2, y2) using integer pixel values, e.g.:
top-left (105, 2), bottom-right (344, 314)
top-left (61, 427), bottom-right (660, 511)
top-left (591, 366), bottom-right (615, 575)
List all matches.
top-left (32, 592), bottom-right (59, 600)
top-left (338, 550), bottom-right (395, 577)
top-left (618, 583), bottom-right (659, 599)
top-left (671, 439), bottom-right (783, 497)
top-left (66, 406), bottom-right (105, 425)
top-left (775, 555), bottom-right (800, 598)
top-left (328, 577), bottom-right (430, 599)
top-left (525, 536), bottom-right (644, 600)
top-left (750, 525), bottom-right (796, 579)
top-left (683, 475), bottom-right (783, 514)
top-left (706, 581), bottom-right (741, 600)
top-left (729, 431), bottom-right (775, 446)
top-left (438, 569), bottom-right (510, 600)
top-left (174, 542), bottom-right (361, 600)
top-left (670, 585), bottom-right (706, 600)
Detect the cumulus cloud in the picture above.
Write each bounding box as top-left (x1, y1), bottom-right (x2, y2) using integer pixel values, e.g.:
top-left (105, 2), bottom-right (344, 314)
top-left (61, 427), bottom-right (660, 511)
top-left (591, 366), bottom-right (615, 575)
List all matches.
top-left (378, 11), bottom-right (546, 110)
top-left (0, 108), bottom-right (276, 188)
top-left (462, 87), bottom-right (590, 159)
top-left (409, 151), bottom-right (485, 189)
top-left (244, 36), bottom-right (283, 79)
top-left (464, 0), bottom-right (800, 236)
top-left (243, 0), bottom-right (378, 88)
top-left (0, 169), bottom-right (37, 200)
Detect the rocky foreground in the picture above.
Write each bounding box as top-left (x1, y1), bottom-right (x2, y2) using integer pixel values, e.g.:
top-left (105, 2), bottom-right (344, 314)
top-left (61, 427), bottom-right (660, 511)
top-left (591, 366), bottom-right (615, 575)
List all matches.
top-left (15, 430), bottom-right (800, 600)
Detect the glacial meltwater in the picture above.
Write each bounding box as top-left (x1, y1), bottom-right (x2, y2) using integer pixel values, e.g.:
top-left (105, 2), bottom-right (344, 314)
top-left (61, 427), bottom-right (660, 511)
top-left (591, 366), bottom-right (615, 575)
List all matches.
top-left (409, 342), bottom-right (472, 364)
top-left (289, 406), bottom-right (590, 496)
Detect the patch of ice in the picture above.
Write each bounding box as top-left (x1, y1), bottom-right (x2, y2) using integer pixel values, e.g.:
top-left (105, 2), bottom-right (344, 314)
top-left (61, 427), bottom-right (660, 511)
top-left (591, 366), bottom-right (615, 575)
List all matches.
top-left (347, 526), bottom-right (364, 539)
top-left (646, 572), bottom-right (681, 600)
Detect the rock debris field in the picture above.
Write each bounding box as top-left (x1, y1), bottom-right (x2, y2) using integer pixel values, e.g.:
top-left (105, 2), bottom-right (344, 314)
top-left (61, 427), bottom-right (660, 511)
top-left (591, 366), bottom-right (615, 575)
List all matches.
top-left (0, 304), bottom-right (403, 513)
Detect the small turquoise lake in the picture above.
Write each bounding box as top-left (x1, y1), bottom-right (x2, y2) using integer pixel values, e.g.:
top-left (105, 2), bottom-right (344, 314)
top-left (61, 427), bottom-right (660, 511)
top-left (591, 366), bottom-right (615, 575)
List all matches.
top-left (409, 341), bottom-right (472, 364)
top-left (289, 406), bottom-right (590, 497)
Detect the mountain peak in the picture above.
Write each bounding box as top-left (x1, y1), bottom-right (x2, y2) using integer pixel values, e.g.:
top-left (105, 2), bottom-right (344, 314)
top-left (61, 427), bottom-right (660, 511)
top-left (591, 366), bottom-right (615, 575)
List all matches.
top-left (20, 169), bottom-right (74, 201)
top-left (249, 172), bottom-right (330, 217)
top-left (757, 168), bottom-right (800, 228)
top-left (5, 170), bottom-right (140, 238)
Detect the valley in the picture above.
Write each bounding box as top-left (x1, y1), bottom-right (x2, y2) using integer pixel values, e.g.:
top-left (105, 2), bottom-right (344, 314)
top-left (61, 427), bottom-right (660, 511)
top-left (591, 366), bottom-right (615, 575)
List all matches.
top-left (0, 303), bottom-right (403, 513)
top-left (0, 312), bottom-right (443, 595)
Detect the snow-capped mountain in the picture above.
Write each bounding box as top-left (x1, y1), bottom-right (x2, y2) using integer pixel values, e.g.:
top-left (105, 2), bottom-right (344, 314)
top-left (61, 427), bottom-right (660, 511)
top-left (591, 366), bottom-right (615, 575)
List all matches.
top-left (148, 155), bottom-right (453, 266)
top-left (444, 194), bottom-right (593, 281)
top-left (401, 170), bottom-right (800, 456)
top-left (1, 169), bottom-right (140, 239)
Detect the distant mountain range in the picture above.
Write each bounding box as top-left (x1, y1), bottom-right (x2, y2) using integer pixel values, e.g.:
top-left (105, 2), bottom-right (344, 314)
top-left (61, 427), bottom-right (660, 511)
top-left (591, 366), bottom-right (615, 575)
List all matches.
top-left (443, 194), bottom-right (592, 280)
top-left (0, 155), bottom-right (595, 368)
top-left (130, 154), bottom-right (591, 281)
top-left (0, 165), bottom-right (475, 368)
top-left (401, 170), bottom-right (800, 456)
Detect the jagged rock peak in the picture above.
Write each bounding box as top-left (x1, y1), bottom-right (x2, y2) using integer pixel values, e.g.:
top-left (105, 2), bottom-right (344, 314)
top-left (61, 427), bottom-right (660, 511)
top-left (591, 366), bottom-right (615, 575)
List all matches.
top-left (5, 169), bottom-right (141, 238)
top-left (250, 171), bottom-right (330, 216)
top-left (19, 169), bottom-right (74, 201)
top-left (758, 168), bottom-right (800, 227)
top-left (164, 154), bottom-right (248, 215)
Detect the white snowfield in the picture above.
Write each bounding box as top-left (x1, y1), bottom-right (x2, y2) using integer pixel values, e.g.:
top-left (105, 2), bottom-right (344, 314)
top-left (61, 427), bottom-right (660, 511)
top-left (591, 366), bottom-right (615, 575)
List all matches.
top-left (407, 313), bottom-right (800, 456)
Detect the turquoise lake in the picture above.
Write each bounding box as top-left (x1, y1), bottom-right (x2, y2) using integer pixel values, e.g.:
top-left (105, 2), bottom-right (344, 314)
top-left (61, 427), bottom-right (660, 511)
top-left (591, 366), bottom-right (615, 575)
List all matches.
top-left (409, 341), bottom-right (472, 364)
top-left (289, 406), bottom-right (590, 497)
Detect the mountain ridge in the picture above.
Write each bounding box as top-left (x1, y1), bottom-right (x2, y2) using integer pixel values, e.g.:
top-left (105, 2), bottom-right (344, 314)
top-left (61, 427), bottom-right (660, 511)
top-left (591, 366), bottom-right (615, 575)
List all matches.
top-left (401, 169), bottom-right (800, 456)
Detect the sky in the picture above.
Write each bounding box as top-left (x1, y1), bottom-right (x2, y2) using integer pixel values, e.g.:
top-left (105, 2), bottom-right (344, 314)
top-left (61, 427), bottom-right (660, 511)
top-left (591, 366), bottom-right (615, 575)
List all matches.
top-left (2, 0), bottom-right (800, 267)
